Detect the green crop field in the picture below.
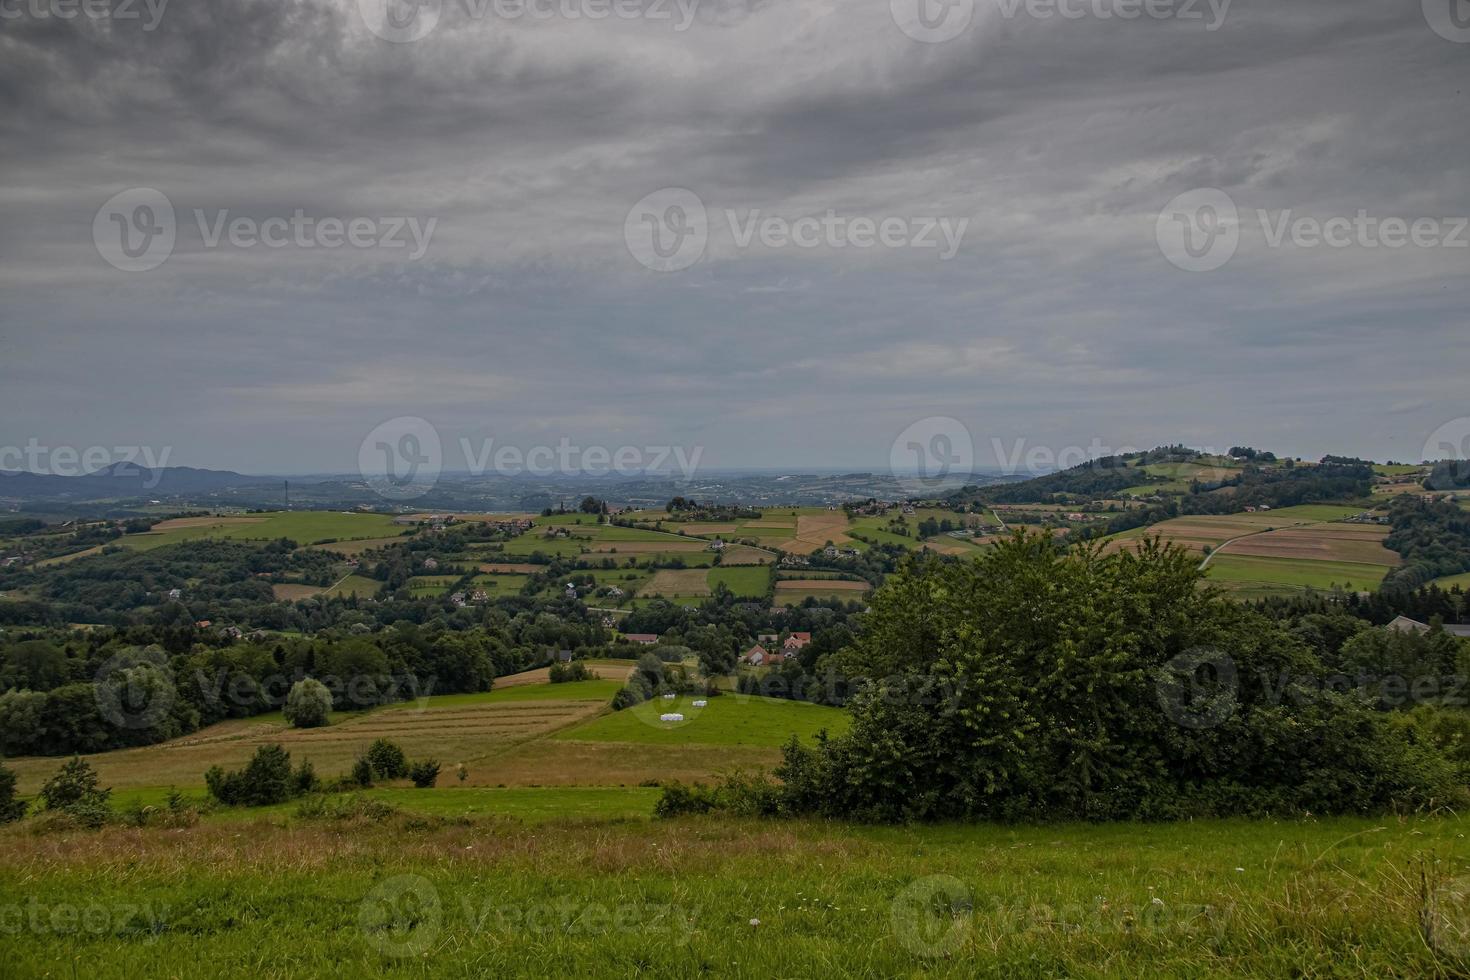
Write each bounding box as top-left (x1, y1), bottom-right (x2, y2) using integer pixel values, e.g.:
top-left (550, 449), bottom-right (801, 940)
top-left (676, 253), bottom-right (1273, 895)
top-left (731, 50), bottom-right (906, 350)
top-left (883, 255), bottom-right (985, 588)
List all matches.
top-left (324, 574), bottom-right (381, 598)
top-left (1431, 571), bottom-right (1470, 590)
top-left (554, 693), bottom-right (848, 748)
top-left (706, 565), bottom-right (769, 597)
top-left (1206, 554), bottom-right (1390, 592)
top-left (120, 512), bottom-right (404, 551)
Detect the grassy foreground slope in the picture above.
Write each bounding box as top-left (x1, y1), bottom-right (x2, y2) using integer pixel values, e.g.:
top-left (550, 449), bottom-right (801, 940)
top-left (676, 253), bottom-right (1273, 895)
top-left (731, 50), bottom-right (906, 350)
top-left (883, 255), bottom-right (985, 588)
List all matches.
top-left (2, 811), bottom-right (1467, 977)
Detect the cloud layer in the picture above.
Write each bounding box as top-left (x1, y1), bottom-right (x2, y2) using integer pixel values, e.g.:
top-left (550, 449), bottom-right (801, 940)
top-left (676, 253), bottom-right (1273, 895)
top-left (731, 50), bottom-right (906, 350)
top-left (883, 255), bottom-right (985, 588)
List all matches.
top-left (1, 0), bottom-right (1466, 473)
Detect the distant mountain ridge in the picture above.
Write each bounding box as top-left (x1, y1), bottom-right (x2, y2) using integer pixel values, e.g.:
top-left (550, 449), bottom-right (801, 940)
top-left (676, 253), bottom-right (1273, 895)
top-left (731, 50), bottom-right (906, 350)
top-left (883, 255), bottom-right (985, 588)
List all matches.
top-left (0, 463), bottom-right (279, 499)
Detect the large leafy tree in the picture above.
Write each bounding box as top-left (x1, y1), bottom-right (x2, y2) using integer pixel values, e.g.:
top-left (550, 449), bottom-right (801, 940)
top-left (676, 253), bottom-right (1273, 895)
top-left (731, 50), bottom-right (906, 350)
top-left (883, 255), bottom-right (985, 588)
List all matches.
top-left (780, 533), bottom-right (1460, 821)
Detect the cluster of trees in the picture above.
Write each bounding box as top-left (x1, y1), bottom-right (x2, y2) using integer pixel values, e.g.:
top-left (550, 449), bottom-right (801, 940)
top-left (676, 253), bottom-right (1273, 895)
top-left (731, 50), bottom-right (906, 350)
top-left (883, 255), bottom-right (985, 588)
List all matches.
top-left (610, 652), bottom-right (717, 709)
top-left (1382, 496), bottom-right (1470, 592)
top-left (668, 534), bottom-right (1469, 822)
top-left (0, 623), bottom-right (515, 756)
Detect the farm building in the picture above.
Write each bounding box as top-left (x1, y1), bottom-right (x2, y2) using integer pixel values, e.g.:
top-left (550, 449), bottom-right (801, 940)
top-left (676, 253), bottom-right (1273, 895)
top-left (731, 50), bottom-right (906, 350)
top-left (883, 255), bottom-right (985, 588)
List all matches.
top-left (623, 633), bottom-right (660, 645)
top-left (1386, 615), bottom-right (1470, 638)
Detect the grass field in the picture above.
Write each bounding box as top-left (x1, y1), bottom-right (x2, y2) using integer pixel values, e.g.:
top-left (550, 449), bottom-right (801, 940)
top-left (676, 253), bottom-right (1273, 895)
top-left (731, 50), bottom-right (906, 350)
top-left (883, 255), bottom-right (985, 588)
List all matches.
top-left (1432, 571), bottom-right (1470, 590)
top-left (554, 692), bottom-right (848, 748)
top-left (706, 565), bottom-right (769, 597)
top-left (1206, 554), bottom-right (1390, 593)
top-left (121, 512), bottom-right (404, 551)
top-left (2, 811), bottom-right (1468, 977)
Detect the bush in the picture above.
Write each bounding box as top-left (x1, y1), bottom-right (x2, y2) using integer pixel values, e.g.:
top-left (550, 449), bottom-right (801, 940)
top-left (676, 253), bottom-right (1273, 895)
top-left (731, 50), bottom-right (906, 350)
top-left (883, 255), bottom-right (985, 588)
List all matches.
top-left (205, 744), bottom-right (313, 807)
top-left (409, 759), bottom-right (441, 788)
top-left (350, 756), bottom-right (374, 787)
top-left (38, 757), bottom-right (110, 813)
top-left (549, 660), bottom-right (591, 683)
top-left (296, 794), bottom-right (400, 822)
top-left (283, 679), bottom-right (332, 729)
top-left (365, 738), bottom-right (408, 780)
top-left (0, 762), bottom-right (26, 823)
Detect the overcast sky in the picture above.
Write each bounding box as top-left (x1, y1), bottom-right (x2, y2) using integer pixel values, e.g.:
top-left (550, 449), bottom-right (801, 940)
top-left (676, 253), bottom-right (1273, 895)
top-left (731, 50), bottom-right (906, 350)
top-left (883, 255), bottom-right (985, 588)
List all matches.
top-left (1, 0), bottom-right (1466, 476)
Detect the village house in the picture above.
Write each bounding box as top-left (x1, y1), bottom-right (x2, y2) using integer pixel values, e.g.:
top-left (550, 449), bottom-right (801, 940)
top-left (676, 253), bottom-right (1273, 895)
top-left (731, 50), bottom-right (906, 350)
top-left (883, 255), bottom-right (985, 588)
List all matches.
top-left (743, 644), bottom-right (785, 667)
top-left (167, 588), bottom-right (183, 600)
top-left (1386, 615), bottom-right (1470, 639)
top-left (472, 590), bottom-right (489, 603)
top-left (708, 538), bottom-right (726, 551)
top-left (623, 633), bottom-right (660, 645)
top-left (423, 557), bottom-right (439, 570)
top-left (783, 631), bottom-right (811, 654)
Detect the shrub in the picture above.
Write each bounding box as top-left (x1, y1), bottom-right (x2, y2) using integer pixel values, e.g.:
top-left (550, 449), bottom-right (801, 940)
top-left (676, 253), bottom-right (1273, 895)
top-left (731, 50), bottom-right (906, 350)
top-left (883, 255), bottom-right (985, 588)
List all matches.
top-left (549, 660), bottom-right (591, 683)
top-left (204, 744), bottom-right (311, 807)
top-left (350, 756), bottom-right (374, 787)
top-left (455, 762), bottom-right (468, 783)
top-left (365, 738), bottom-right (408, 780)
top-left (409, 759), bottom-right (441, 788)
top-left (0, 762), bottom-right (26, 823)
top-left (283, 679), bottom-right (332, 729)
top-left (38, 757), bottom-right (110, 813)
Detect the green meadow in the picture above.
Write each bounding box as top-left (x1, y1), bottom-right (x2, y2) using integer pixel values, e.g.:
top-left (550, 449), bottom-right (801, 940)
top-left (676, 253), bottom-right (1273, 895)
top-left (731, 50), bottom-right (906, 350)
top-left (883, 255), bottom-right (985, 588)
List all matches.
top-left (553, 693), bottom-right (848, 748)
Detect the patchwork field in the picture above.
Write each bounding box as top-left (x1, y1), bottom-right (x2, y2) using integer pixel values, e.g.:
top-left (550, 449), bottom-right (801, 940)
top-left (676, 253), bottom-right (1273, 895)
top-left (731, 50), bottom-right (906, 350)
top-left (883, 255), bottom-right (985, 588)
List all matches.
top-left (641, 569), bottom-right (713, 598)
top-left (1206, 555), bottom-right (1390, 593)
top-left (5, 689), bottom-right (608, 797)
top-left (706, 565), bottom-right (770, 597)
top-left (122, 512), bottom-right (405, 552)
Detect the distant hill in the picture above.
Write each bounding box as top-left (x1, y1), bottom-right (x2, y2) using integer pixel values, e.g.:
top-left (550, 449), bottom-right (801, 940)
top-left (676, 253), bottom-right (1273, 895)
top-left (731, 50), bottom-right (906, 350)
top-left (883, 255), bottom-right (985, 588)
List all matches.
top-left (0, 463), bottom-right (278, 500)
